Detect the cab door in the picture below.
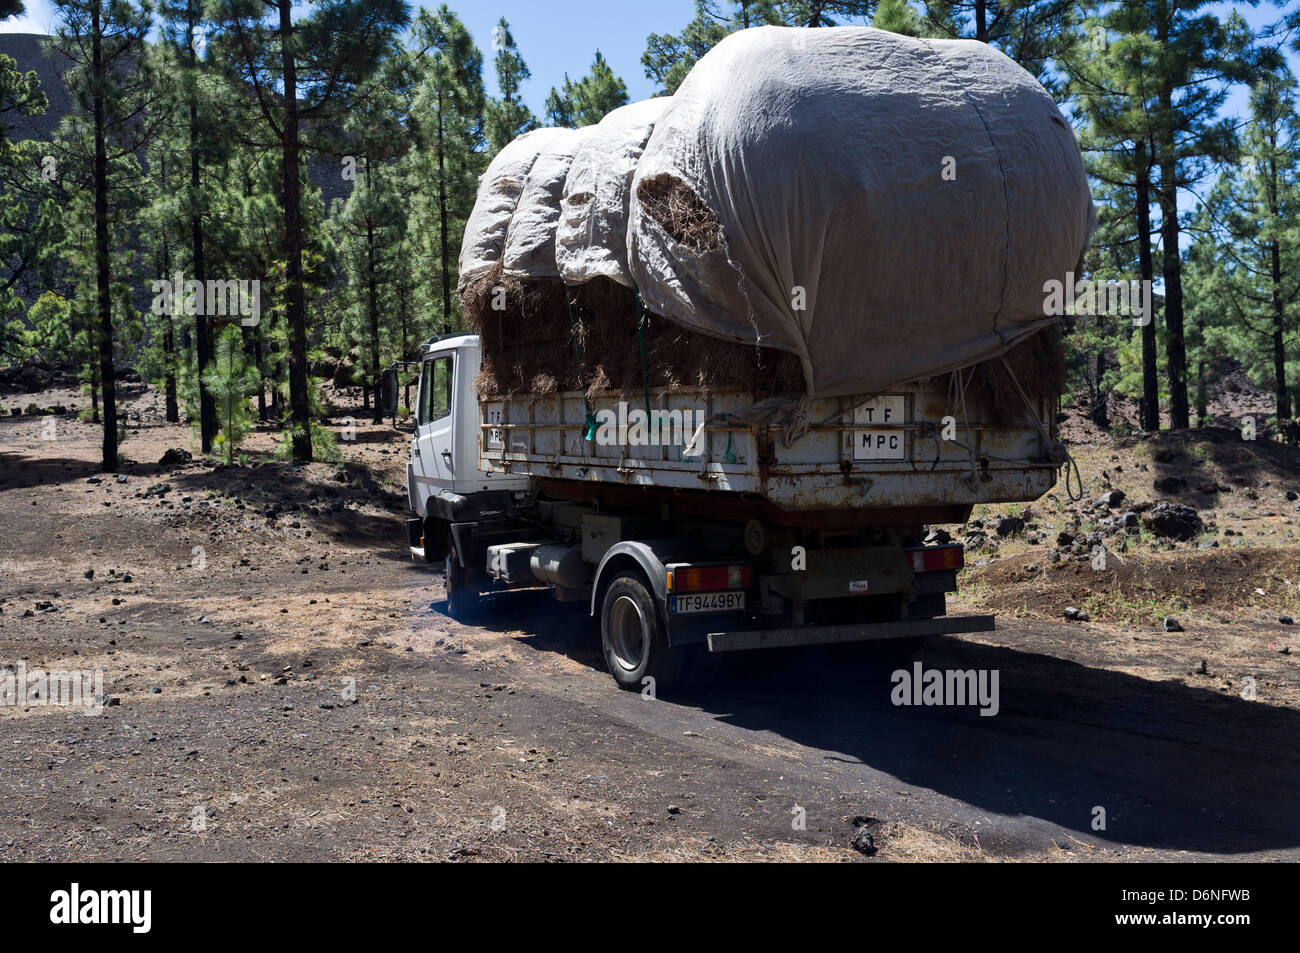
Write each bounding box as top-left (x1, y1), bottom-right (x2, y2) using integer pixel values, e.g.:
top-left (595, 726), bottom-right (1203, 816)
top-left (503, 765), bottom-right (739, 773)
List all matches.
top-left (411, 350), bottom-right (456, 509)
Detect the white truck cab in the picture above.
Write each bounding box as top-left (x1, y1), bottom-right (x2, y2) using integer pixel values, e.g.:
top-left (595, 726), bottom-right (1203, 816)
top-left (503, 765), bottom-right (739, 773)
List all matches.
top-left (405, 333), bottom-right (528, 519)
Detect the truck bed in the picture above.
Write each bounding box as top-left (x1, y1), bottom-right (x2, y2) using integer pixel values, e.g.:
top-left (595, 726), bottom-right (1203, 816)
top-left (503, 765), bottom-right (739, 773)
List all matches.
top-left (478, 382), bottom-right (1060, 519)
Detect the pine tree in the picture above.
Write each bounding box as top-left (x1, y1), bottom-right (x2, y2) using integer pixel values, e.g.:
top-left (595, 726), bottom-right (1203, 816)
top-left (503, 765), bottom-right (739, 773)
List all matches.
top-left (407, 5), bottom-right (484, 335)
top-left (320, 52), bottom-right (410, 420)
top-left (485, 17), bottom-right (535, 153)
top-left (1069, 177), bottom-right (1150, 429)
top-left (201, 323), bottom-right (258, 465)
top-left (157, 0), bottom-right (224, 450)
top-left (1070, 17), bottom-right (1162, 429)
top-left (1149, 5), bottom-right (1251, 430)
top-left (209, 0), bottom-right (410, 463)
top-left (1188, 62), bottom-right (1300, 423)
top-left (641, 2), bottom-right (874, 97)
top-left (1073, 3), bottom-right (1251, 430)
top-left (137, 144), bottom-right (182, 423)
top-left (782, 1), bottom-right (875, 28)
top-left (643, 0), bottom-right (741, 95)
top-left (872, 0), bottom-right (923, 36)
top-left (914, 1), bottom-right (1079, 92)
top-left (1, 50), bottom-right (58, 360)
top-left (332, 150), bottom-right (408, 422)
top-left (545, 52), bottom-right (629, 128)
top-left (52, 0), bottom-right (163, 471)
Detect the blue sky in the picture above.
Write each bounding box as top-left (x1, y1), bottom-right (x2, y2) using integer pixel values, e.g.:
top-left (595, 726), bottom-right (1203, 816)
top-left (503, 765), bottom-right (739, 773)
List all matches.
top-left (0, 0), bottom-right (703, 111)
top-left (2, 1), bottom-right (1292, 120)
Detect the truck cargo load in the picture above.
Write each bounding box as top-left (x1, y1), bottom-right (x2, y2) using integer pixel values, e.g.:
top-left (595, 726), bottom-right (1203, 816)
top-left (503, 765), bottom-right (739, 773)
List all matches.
top-left (459, 25), bottom-right (1094, 407)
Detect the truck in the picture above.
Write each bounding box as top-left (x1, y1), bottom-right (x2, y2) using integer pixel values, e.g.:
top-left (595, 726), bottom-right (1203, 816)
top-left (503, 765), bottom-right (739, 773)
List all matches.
top-left (385, 331), bottom-right (1065, 691)
top-left (389, 27), bottom-right (1093, 691)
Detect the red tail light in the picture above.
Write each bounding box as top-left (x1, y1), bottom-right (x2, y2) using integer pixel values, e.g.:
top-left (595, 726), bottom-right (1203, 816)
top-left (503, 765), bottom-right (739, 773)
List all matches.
top-left (668, 565), bottom-right (752, 592)
top-left (907, 545), bottom-right (963, 573)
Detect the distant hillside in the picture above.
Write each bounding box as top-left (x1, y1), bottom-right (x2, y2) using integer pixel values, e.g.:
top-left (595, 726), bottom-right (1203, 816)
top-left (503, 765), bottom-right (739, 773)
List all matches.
top-left (1, 31), bottom-right (355, 334)
top-left (0, 33), bottom-right (74, 144)
top-left (0, 31), bottom-right (354, 213)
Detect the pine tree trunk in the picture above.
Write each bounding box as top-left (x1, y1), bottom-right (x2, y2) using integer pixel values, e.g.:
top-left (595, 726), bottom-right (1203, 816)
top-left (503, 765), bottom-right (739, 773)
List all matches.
top-left (92, 3), bottom-right (116, 472)
top-left (89, 356), bottom-right (99, 424)
top-left (161, 244), bottom-right (179, 423)
top-left (1271, 239), bottom-right (1291, 420)
top-left (1157, 78), bottom-right (1189, 429)
top-left (190, 16), bottom-right (216, 452)
top-left (270, 364), bottom-right (281, 418)
top-left (1091, 346), bottom-right (1108, 429)
top-left (163, 318), bottom-right (179, 423)
top-left (437, 89), bottom-right (452, 335)
top-left (1136, 146), bottom-right (1159, 432)
top-left (253, 330), bottom-right (266, 421)
top-left (365, 156), bottom-right (382, 423)
top-left (279, 0), bottom-right (312, 462)
top-left (1196, 357), bottom-right (1207, 428)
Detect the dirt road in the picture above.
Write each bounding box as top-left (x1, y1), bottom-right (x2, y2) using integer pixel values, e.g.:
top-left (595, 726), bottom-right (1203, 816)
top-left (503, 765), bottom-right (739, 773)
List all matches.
top-left (2, 388), bottom-right (1298, 862)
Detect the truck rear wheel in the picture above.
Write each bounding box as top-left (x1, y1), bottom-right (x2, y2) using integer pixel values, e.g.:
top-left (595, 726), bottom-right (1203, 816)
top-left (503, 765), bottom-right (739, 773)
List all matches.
top-left (445, 531), bottom-right (484, 623)
top-left (600, 572), bottom-right (684, 692)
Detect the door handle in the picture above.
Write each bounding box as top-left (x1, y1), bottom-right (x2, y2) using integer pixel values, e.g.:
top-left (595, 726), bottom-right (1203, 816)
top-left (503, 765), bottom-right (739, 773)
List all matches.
top-left (441, 449), bottom-right (452, 466)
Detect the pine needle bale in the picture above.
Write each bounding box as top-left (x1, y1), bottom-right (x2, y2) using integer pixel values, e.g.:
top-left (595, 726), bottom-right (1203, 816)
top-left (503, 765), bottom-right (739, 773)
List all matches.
top-left (636, 174), bottom-right (725, 253)
top-left (461, 267), bottom-right (806, 400)
top-left (568, 277), bottom-right (805, 397)
top-left (463, 262), bottom-right (574, 398)
top-left (941, 326), bottom-right (1066, 426)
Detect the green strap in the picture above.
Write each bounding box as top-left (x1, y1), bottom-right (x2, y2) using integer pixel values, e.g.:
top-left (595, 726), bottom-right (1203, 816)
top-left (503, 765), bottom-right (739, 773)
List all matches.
top-left (566, 295), bottom-right (598, 441)
top-left (634, 286), bottom-right (652, 421)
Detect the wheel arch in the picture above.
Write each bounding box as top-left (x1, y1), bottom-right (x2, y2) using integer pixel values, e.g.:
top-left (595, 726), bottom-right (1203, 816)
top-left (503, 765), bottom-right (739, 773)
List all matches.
top-left (592, 538), bottom-right (702, 634)
top-left (589, 541), bottom-right (685, 619)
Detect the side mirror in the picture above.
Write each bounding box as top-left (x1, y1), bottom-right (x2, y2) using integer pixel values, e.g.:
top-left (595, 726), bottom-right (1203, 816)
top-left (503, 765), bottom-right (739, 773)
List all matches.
top-left (380, 367), bottom-right (399, 417)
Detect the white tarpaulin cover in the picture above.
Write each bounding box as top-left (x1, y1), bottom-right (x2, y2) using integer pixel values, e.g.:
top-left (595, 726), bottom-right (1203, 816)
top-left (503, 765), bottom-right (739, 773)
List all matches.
top-left (501, 124), bottom-right (605, 278)
top-left (556, 98), bottom-right (672, 287)
top-left (458, 126), bottom-right (576, 288)
top-left (459, 26), bottom-right (1095, 399)
top-left (627, 26), bottom-right (1095, 398)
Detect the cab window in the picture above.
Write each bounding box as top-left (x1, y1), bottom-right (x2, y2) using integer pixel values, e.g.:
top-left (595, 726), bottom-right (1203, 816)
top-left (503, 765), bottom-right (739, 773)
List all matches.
top-left (418, 355), bottom-right (453, 425)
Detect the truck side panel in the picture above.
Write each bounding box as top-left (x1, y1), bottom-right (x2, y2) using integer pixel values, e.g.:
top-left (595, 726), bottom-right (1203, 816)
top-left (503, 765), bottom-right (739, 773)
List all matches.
top-left (478, 385), bottom-right (1058, 511)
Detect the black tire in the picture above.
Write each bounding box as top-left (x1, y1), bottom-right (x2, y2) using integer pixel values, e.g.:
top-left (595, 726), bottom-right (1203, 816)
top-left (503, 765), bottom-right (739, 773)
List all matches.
top-left (445, 531), bottom-right (484, 623)
top-left (599, 572), bottom-right (685, 692)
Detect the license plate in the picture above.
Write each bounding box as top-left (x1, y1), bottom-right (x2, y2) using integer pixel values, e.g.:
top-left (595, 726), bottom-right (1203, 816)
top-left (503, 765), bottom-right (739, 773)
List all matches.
top-left (671, 591), bottom-right (745, 614)
top-left (853, 396), bottom-right (906, 461)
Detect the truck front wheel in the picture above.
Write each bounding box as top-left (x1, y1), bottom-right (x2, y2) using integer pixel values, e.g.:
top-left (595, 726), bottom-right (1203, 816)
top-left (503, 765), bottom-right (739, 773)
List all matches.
top-left (600, 572), bottom-right (684, 693)
top-left (445, 531), bottom-right (484, 623)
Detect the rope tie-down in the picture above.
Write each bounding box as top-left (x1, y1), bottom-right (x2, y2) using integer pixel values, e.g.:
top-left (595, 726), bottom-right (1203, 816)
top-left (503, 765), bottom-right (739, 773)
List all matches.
top-left (565, 294), bottom-right (599, 442)
top-left (998, 355), bottom-right (1083, 501)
